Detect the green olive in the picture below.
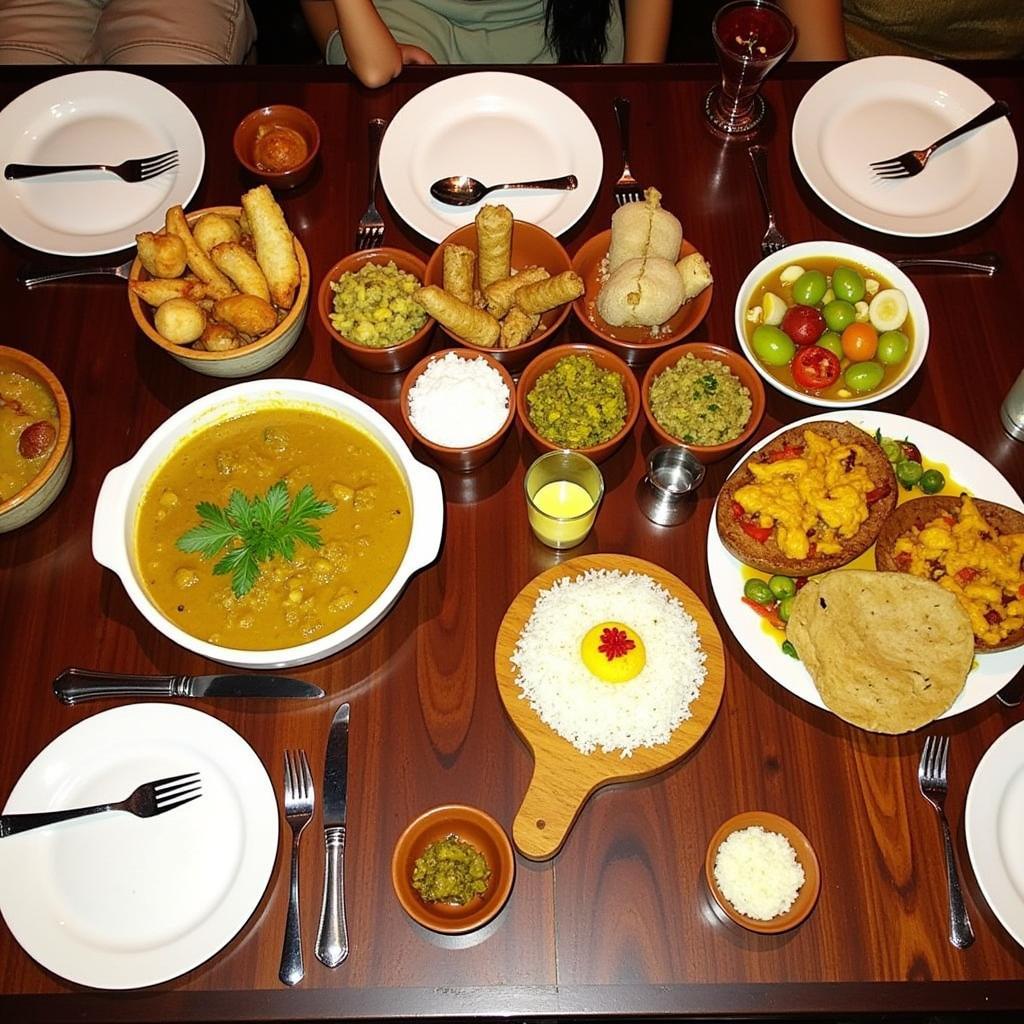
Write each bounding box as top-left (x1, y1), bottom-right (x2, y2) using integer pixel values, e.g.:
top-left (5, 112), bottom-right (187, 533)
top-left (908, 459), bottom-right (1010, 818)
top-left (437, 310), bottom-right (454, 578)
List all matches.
top-left (816, 331), bottom-right (843, 359)
top-left (831, 266), bottom-right (866, 303)
top-left (752, 325), bottom-right (796, 366)
top-left (778, 595), bottom-right (795, 622)
top-left (823, 299), bottom-right (857, 332)
top-left (744, 578), bottom-right (775, 605)
top-left (843, 360), bottom-right (884, 392)
top-left (877, 330), bottom-right (909, 365)
top-left (792, 270), bottom-right (828, 306)
top-left (768, 575), bottom-right (797, 599)
top-left (919, 468), bottom-right (946, 494)
top-left (881, 438), bottom-right (902, 463)
top-left (896, 459), bottom-right (923, 488)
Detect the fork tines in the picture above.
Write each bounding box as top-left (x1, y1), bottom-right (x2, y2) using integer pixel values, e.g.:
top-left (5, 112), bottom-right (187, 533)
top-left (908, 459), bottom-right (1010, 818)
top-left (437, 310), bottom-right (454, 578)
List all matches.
top-left (355, 223), bottom-right (384, 251)
top-left (918, 734), bottom-right (950, 786)
top-left (153, 770), bottom-right (202, 810)
top-left (139, 150), bottom-right (179, 181)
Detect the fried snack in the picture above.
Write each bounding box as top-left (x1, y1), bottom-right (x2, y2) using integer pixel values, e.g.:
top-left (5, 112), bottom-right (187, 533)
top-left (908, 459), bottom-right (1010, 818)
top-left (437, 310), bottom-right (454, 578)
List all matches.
top-left (164, 206), bottom-right (235, 299)
top-left (484, 265), bottom-right (550, 319)
top-left (210, 241), bottom-right (271, 303)
top-left (196, 322), bottom-right (243, 352)
top-left (135, 231), bottom-right (187, 278)
top-left (130, 278), bottom-right (208, 307)
top-left (443, 244), bottom-right (476, 305)
top-left (607, 187), bottom-right (682, 273)
top-left (475, 204), bottom-right (513, 290)
top-left (514, 270), bottom-right (584, 315)
top-left (213, 294), bottom-right (278, 336)
top-left (499, 306), bottom-right (539, 349)
top-left (241, 184), bottom-right (300, 310)
top-left (677, 252), bottom-right (713, 302)
top-left (597, 257), bottom-right (684, 327)
top-left (154, 298), bottom-right (206, 345)
top-left (415, 285), bottom-right (500, 348)
top-left (191, 212), bottom-right (242, 254)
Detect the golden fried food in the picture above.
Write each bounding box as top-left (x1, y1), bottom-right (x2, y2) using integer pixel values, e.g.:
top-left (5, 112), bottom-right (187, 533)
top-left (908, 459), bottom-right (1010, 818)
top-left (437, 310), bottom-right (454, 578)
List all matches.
top-left (514, 270), bottom-right (584, 315)
top-left (154, 298), bottom-right (206, 345)
top-left (130, 278), bottom-right (208, 307)
top-left (164, 206), bottom-right (234, 299)
top-left (241, 184), bottom-right (300, 310)
top-left (442, 244), bottom-right (476, 306)
top-left (196, 322), bottom-right (243, 352)
top-left (135, 231), bottom-right (187, 278)
top-left (210, 242), bottom-right (271, 303)
top-left (484, 266), bottom-right (549, 319)
top-left (499, 306), bottom-right (539, 349)
top-left (475, 204), bottom-right (512, 290)
top-left (677, 252), bottom-right (713, 302)
top-left (415, 285), bottom-right (500, 347)
top-left (213, 294), bottom-right (278, 336)
top-left (191, 212), bottom-right (243, 254)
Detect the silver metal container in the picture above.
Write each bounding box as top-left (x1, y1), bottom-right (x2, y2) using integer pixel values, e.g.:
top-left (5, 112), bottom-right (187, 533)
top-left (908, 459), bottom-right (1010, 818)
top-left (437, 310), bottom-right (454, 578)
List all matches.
top-left (637, 445), bottom-right (705, 526)
top-left (1000, 368), bottom-right (1024, 441)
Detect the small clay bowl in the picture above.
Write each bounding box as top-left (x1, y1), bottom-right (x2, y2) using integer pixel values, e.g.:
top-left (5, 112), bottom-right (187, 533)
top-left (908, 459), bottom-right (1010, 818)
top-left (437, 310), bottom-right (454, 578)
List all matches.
top-left (318, 248), bottom-right (434, 374)
top-left (400, 348), bottom-right (516, 473)
top-left (641, 343), bottom-right (766, 464)
top-left (704, 811), bottom-right (821, 934)
top-left (423, 221), bottom-right (573, 374)
top-left (391, 804), bottom-right (515, 934)
top-left (0, 346), bottom-right (72, 533)
top-left (517, 342), bottom-right (640, 464)
top-left (128, 205), bottom-right (310, 379)
top-left (233, 104), bottom-right (320, 190)
top-left (571, 229), bottom-right (713, 367)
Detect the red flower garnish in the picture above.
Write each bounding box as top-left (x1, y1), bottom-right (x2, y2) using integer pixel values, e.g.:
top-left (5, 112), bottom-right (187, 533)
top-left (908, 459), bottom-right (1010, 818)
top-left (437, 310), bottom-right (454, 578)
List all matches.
top-left (597, 627), bottom-right (635, 661)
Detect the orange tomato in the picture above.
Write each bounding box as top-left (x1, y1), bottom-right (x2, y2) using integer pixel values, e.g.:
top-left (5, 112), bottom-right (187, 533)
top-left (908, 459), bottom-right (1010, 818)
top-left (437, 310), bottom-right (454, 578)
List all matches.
top-left (841, 322), bottom-right (879, 361)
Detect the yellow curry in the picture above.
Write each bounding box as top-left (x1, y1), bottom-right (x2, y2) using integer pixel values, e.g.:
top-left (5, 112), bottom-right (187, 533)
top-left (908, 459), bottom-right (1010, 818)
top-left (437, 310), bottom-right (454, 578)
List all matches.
top-left (0, 368), bottom-right (58, 501)
top-left (135, 406), bottom-right (412, 650)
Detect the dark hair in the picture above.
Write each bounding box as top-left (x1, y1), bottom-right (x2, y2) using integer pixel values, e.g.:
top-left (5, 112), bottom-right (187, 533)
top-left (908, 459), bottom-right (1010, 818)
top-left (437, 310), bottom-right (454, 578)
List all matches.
top-left (545, 0), bottom-right (614, 64)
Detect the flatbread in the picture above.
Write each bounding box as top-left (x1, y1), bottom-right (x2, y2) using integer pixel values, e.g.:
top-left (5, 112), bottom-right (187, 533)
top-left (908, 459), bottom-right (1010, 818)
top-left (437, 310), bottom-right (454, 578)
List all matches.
top-left (786, 570), bottom-right (974, 733)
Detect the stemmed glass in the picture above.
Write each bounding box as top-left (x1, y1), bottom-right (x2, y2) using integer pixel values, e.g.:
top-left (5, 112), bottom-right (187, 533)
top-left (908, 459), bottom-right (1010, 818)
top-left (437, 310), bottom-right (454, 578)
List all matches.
top-left (704, 0), bottom-right (795, 135)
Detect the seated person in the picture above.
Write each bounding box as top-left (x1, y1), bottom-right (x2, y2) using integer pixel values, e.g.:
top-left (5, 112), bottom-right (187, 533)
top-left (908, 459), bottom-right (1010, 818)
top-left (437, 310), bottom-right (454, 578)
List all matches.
top-left (300, 0), bottom-right (672, 88)
top-left (782, 0), bottom-right (1024, 61)
top-left (0, 0), bottom-right (256, 64)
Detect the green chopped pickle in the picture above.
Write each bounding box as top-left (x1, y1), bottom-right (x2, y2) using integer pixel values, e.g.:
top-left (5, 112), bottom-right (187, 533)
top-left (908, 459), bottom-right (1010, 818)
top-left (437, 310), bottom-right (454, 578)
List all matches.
top-left (329, 260), bottom-right (427, 348)
top-left (649, 354), bottom-right (752, 446)
top-left (412, 834), bottom-right (491, 905)
top-left (526, 354), bottom-right (627, 448)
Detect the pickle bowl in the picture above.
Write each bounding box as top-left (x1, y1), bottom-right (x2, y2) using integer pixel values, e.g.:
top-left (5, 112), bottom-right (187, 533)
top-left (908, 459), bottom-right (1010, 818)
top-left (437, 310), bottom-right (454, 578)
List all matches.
top-left (233, 104), bottom-right (320, 190)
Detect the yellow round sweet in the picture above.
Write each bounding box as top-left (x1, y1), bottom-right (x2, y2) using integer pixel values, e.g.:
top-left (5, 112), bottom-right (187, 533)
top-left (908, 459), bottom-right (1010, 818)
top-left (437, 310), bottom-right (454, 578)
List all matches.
top-left (580, 621), bottom-right (646, 684)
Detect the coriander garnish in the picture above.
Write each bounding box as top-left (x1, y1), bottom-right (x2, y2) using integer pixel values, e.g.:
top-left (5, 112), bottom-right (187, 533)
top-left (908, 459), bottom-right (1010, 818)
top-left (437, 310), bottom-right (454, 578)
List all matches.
top-left (176, 481), bottom-right (334, 598)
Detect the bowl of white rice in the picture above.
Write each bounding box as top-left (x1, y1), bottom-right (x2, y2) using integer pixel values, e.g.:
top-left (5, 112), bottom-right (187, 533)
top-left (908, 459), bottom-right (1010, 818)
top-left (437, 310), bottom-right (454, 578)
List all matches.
top-left (704, 811), bottom-right (820, 933)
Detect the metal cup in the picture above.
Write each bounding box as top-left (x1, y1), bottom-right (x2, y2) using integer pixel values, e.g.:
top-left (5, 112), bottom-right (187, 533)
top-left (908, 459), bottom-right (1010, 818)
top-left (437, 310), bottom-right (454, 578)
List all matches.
top-left (637, 445), bottom-right (705, 526)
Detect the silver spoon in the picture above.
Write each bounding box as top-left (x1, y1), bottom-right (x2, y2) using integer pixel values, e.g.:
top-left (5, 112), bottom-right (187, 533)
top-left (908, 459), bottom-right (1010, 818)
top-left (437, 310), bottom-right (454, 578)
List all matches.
top-left (429, 173), bottom-right (577, 206)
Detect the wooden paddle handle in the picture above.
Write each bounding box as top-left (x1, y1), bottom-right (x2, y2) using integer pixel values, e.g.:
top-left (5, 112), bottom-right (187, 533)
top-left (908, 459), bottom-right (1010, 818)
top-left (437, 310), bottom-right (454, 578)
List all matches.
top-left (513, 765), bottom-right (595, 860)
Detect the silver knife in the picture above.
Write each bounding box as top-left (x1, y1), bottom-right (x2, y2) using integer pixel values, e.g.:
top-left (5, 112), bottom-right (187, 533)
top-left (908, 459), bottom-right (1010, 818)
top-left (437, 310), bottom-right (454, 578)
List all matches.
top-left (54, 667), bottom-right (324, 704)
top-left (316, 702), bottom-right (349, 967)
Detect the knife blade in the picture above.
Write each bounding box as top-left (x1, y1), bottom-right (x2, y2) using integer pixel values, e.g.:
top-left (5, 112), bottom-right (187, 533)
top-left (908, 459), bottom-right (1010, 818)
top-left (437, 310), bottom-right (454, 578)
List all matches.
top-left (54, 667), bottom-right (324, 704)
top-left (996, 666), bottom-right (1024, 708)
top-left (316, 702), bottom-right (349, 967)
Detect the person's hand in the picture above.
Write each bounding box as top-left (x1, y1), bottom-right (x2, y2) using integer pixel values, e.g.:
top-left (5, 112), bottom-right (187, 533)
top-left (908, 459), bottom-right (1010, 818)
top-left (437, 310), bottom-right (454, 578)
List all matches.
top-left (398, 44), bottom-right (436, 66)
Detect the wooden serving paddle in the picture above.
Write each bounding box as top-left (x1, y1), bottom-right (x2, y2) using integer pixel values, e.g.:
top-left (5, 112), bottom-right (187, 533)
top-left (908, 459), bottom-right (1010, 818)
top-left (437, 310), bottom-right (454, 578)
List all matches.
top-left (494, 554), bottom-right (725, 860)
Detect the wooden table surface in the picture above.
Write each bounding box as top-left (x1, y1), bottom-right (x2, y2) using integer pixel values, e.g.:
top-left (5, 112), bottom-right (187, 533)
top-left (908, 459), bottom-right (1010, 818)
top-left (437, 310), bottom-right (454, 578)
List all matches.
top-left (0, 62), bottom-right (1022, 1022)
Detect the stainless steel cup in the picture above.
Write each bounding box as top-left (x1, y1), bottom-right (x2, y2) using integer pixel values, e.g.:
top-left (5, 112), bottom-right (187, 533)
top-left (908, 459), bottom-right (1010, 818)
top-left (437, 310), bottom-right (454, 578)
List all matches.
top-left (637, 446), bottom-right (705, 525)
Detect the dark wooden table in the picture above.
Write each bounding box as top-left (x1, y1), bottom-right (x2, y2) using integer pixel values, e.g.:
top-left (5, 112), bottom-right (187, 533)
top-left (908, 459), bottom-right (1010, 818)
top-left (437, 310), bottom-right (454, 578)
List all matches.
top-left (0, 62), bottom-right (1022, 1022)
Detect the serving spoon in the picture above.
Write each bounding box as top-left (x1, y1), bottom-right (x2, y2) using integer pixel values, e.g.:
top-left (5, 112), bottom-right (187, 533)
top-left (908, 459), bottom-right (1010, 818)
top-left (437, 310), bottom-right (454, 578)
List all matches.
top-left (429, 173), bottom-right (577, 206)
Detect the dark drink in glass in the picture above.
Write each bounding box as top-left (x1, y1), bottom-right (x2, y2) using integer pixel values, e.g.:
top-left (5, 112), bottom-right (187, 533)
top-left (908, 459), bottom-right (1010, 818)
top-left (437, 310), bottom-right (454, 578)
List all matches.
top-left (705, 0), bottom-right (794, 135)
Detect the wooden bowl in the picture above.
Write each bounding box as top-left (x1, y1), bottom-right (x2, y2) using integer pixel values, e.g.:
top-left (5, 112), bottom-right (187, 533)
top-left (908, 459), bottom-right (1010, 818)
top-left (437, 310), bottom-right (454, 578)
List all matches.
top-left (641, 343), bottom-right (766, 464)
top-left (0, 346), bottom-right (72, 533)
top-left (704, 811), bottom-right (821, 934)
top-left (233, 104), bottom-right (320, 190)
top-left (318, 248), bottom-right (434, 374)
top-left (128, 205), bottom-right (310, 379)
top-left (391, 804), bottom-right (515, 934)
top-left (423, 221), bottom-right (573, 374)
top-left (571, 230), bottom-right (713, 367)
top-left (517, 343), bottom-right (640, 464)
top-left (400, 348), bottom-right (516, 473)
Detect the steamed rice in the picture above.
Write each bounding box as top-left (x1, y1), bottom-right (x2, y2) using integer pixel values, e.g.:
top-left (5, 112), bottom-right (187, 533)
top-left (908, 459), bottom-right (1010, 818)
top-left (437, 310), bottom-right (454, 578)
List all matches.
top-left (510, 569), bottom-right (706, 757)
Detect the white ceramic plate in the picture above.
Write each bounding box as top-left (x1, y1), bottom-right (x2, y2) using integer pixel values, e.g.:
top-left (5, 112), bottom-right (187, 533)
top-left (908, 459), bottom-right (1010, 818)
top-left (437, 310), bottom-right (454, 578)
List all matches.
top-left (706, 410), bottom-right (1024, 722)
top-left (0, 704), bottom-right (277, 989)
top-left (966, 720), bottom-right (1024, 949)
top-left (791, 57), bottom-right (1017, 237)
top-left (379, 71), bottom-right (602, 242)
top-left (0, 70), bottom-right (204, 256)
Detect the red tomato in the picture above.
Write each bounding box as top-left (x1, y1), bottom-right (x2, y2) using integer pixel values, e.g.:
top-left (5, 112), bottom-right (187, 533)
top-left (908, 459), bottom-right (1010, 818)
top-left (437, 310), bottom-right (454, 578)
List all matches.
top-left (781, 304), bottom-right (826, 346)
top-left (841, 322), bottom-right (879, 361)
top-left (791, 345), bottom-right (840, 389)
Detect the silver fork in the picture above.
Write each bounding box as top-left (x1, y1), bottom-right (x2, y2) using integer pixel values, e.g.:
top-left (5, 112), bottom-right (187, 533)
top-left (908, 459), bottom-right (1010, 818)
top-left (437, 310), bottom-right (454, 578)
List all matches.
top-left (0, 772), bottom-right (201, 837)
top-left (279, 750), bottom-right (314, 986)
top-left (748, 145), bottom-right (788, 256)
top-left (355, 118), bottom-right (386, 251)
top-left (871, 100), bottom-right (1009, 179)
top-left (4, 150), bottom-right (179, 183)
top-left (918, 736), bottom-right (975, 949)
top-left (612, 97), bottom-right (643, 206)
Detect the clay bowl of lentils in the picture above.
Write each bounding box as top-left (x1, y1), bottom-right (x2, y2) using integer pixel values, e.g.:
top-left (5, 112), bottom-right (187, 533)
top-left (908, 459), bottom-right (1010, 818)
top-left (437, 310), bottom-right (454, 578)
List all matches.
top-left (400, 348), bottom-right (516, 472)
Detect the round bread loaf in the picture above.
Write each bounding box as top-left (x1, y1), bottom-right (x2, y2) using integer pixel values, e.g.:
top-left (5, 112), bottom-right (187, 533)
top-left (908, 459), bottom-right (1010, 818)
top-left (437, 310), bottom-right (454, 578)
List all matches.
top-left (596, 256), bottom-right (684, 327)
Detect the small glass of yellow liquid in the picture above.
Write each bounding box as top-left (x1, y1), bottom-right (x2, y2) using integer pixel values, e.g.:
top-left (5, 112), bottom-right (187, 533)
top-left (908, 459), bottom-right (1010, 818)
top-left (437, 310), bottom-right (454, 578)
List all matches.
top-left (524, 450), bottom-right (604, 550)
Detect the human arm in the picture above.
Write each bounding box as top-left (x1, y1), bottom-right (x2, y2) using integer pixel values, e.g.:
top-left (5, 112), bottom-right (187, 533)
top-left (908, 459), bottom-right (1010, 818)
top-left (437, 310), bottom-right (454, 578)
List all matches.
top-left (781, 0), bottom-right (849, 61)
top-left (623, 0), bottom-right (672, 62)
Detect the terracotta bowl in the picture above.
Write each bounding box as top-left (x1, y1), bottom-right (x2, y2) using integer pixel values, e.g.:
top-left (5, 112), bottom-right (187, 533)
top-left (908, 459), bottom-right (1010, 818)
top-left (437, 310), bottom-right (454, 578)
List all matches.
top-left (318, 248), bottom-right (434, 374)
top-left (0, 346), bottom-right (72, 533)
top-left (128, 205), bottom-right (310, 379)
top-left (571, 229), bottom-right (714, 367)
top-left (641, 343), bottom-right (766, 464)
top-left (423, 220), bottom-right (573, 374)
top-left (517, 342), bottom-right (640, 464)
top-left (233, 104), bottom-right (320, 190)
top-left (704, 811), bottom-right (821, 934)
top-left (391, 804), bottom-right (515, 934)
top-left (400, 348), bottom-right (516, 473)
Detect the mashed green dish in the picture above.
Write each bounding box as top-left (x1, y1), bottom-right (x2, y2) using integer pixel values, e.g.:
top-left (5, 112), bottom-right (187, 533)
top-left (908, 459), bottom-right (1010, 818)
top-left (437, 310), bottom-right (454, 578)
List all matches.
top-left (527, 354), bottom-right (627, 448)
top-left (329, 261), bottom-right (427, 348)
top-left (412, 834), bottom-right (490, 905)
top-left (649, 354), bottom-right (752, 445)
